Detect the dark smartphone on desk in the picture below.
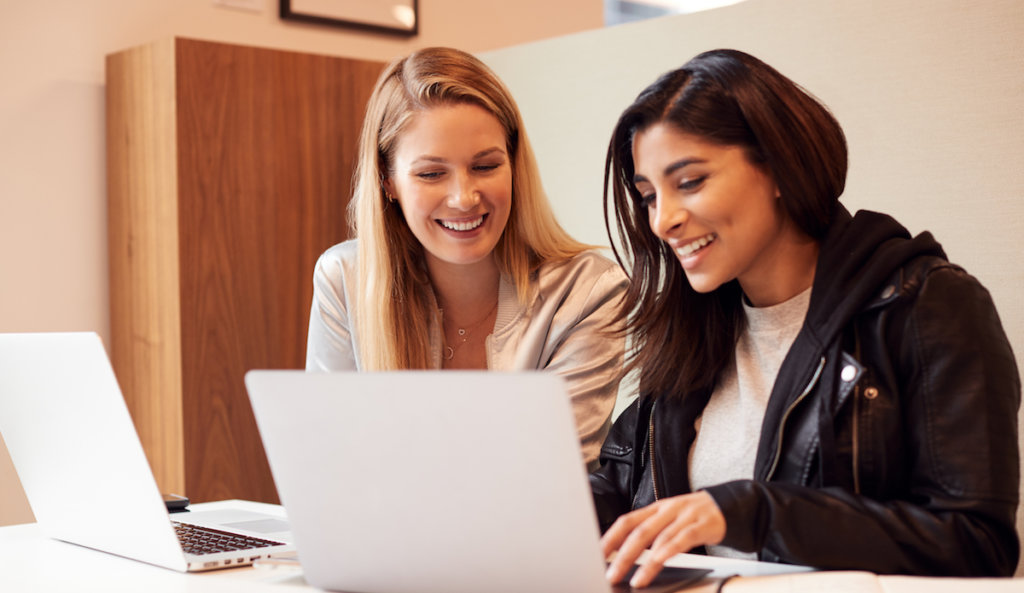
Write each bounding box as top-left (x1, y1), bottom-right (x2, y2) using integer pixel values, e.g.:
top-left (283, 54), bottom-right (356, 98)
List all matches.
top-left (610, 565), bottom-right (712, 593)
top-left (162, 493), bottom-right (190, 513)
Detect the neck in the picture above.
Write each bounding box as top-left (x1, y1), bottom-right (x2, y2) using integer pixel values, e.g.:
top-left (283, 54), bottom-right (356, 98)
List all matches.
top-left (741, 234), bottom-right (820, 308)
top-left (427, 255), bottom-right (501, 325)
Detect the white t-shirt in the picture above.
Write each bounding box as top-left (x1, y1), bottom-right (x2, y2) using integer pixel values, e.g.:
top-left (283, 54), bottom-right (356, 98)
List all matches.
top-left (688, 287), bottom-right (811, 559)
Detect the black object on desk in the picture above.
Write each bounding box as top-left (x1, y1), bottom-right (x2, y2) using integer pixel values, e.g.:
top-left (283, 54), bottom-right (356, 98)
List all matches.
top-left (606, 565), bottom-right (712, 593)
top-left (610, 565), bottom-right (712, 592)
top-left (162, 493), bottom-right (190, 513)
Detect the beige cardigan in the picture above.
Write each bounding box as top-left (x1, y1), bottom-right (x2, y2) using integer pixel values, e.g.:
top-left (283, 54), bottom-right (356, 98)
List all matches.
top-left (305, 239), bottom-right (628, 466)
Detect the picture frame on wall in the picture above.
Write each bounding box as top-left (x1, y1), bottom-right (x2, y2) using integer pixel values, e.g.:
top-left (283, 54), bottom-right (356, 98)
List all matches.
top-left (280, 0), bottom-right (418, 36)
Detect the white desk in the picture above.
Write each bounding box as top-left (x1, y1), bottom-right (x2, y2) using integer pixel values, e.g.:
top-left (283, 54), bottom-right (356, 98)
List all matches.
top-left (0, 501), bottom-right (302, 592)
top-left (1, 500), bottom-right (1019, 593)
top-left (0, 499), bottom-right (796, 592)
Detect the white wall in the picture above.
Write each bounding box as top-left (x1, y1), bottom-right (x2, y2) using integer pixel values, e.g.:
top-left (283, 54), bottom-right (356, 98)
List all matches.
top-left (481, 0), bottom-right (1024, 574)
top-left (0, 0), bottom-right (601, 527)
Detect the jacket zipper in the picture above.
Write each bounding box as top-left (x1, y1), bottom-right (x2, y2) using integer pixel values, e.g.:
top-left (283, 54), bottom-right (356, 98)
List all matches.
top-left (852, 383), bottom-right (861, 494)
top-left (851, 328), bottom-right (863, 494)
top-left (648, 403), bottom-right (660, 501)
top-left (765, 356), bottom-right (826, 480)
top-left (631, 401), bottom-right (659, 509)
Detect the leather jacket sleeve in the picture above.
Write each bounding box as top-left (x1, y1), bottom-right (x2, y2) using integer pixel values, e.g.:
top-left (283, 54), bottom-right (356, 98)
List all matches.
top-left (590, 397), bottom-right (647, 533)
top-left (706, 264), bottom-right (1021, 576)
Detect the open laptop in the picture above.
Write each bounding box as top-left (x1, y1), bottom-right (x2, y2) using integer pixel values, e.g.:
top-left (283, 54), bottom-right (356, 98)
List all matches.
top-left (0, 332), bottom-right (295, 572)
top-left (245, 370), bottom-right (711, 593)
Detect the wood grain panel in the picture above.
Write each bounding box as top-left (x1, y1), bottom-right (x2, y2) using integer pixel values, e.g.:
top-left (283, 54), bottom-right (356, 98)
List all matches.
top-left (106, 38), bottom-right (186, 495)
top-left (172, 38), bottom-right (383, 502)
top-left (107, 37), bottom-right (383, 504)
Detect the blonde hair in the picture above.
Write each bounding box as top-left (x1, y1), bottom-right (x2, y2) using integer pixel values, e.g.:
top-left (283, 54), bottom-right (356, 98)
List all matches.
top-left (350, 46), bottom-right (588, 370)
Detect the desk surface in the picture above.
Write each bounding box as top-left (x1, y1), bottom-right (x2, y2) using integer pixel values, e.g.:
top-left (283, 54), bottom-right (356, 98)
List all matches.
top-left (1, 500), bottom-right (1019, 593)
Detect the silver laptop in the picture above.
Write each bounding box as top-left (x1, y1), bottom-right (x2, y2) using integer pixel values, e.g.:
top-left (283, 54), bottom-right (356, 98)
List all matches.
top-left (0, 332), bottom-right (295, 572)
top-left (245, 370), bottom-right (710, 593)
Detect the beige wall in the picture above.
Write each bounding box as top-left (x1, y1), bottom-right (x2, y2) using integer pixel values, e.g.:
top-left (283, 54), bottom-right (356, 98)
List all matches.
top-left (0, 0), bottom-right (601, 527)
top-left (481, 0), bottom-right (1023, 574)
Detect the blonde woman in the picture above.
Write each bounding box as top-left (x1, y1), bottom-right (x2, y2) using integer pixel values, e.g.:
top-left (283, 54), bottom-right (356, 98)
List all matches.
top-left (305, 47), bottom-right (627, 467)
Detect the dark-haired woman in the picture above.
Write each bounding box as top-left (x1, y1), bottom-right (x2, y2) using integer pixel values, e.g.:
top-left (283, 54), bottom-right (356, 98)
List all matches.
top-left (594, 49), bottom-right (1020, 587)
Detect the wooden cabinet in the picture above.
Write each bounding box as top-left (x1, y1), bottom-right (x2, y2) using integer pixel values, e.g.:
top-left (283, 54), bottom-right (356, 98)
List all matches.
top-left (106, 37), bottom-right (383, 503)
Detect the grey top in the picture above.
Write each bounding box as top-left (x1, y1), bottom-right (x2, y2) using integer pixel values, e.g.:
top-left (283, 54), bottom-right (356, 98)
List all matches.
top-left (689, 286), bottom-right (811, 559)
top-left (305, 239), bottom-right (629, 465)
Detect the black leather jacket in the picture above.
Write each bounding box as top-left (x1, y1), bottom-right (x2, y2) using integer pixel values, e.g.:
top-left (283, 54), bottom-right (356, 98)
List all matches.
top-left (591, 208), bottom-right (1021, 576)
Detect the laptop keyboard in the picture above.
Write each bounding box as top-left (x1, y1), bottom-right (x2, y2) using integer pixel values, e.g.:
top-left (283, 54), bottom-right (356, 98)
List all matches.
top-left (172, 521), bottom-right (284, 556)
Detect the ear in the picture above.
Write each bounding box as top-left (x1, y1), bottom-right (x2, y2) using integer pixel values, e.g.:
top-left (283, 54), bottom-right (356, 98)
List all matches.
top-left (382, 178), bottom-right (396, 202)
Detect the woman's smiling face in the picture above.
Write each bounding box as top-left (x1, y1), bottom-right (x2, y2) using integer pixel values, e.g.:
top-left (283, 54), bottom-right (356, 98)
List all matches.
top-left (632, 123), bottom-right (796, 305)
top-left (386, 102), bottom-right (512, 272)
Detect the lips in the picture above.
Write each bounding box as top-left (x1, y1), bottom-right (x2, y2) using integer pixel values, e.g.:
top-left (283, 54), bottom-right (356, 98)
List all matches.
top-left (674, 233), bottom-right (716, 258)
top-left (438, 214), bottom-right (486, 232)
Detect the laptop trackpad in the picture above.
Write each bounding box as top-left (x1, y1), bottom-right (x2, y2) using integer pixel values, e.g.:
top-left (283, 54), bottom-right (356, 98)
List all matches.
top-left (222, 518), bottom-right (291, 534)
top-left (179, 509), bottom-right (293, 542)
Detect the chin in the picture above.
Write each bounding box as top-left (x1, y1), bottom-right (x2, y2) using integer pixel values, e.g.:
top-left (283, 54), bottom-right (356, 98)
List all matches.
top-left (684, 275), bottom-right (724, 295)
top-left (439, 249), bottom-right (496, 267)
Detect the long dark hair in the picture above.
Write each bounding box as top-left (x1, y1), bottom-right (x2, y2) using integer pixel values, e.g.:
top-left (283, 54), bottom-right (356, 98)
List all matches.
top-left (604, 49), bottom-right (848, 399)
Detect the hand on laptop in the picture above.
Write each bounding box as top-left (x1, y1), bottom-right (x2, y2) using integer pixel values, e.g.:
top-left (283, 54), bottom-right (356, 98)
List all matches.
top-left (602, 491), bottom-right (726, 588)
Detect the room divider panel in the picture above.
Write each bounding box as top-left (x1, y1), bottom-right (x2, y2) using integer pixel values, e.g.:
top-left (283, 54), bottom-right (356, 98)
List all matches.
top-left (107, 37), bottom-right (383, 503)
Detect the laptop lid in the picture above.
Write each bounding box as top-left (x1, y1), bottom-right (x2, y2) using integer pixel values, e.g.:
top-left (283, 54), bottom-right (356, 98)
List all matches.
top-left (0, 332), bottom-right (292, 572)
top-left (0, 332), bottom-right (193, 570)
top-left (246, 370), bottom-right (613, 593)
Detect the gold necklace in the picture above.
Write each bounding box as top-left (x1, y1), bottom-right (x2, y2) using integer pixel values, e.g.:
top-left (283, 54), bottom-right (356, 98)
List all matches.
top-left (442, 300), bottom-right (498, 361)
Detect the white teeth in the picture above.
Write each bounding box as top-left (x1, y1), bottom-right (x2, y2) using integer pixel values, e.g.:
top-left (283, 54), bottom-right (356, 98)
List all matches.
top-left (439, 216), bottom-right (484, 232)
top-left (675, 234), bottom-right (715, 258)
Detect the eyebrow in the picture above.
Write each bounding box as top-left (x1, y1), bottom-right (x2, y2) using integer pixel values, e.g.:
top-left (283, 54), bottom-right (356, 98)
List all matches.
top-left (411, 147), bottom-right (506, 165)
top-left (632, 158), bottom-right (704, 185)
top-left (475, 147), bottom-right (506, 159)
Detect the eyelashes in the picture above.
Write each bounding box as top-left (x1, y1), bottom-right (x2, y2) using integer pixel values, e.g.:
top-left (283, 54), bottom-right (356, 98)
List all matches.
top-left (634, 175), bottom-right (708, 208)
top-left (413, 162), bottom-right (504, 181)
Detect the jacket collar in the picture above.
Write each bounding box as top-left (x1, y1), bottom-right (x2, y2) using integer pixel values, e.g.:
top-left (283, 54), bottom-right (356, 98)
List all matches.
top-left (805, 205), bottom-right (946, 347)
top-left (753, 205), bottom-right (947, 477)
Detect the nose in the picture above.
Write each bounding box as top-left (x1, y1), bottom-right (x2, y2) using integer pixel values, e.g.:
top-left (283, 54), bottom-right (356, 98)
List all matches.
top-left (447, 174), bottom-right (481, 211)
top-left (648, 193), bottom-right (688, 240)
